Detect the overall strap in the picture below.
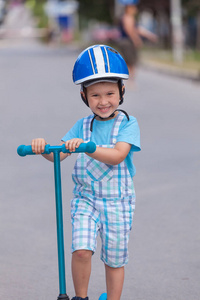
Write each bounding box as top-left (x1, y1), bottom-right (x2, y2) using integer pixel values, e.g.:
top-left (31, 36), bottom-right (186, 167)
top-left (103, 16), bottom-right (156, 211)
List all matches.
top-left (110, 112), bottom-right (125, 145)
top-left (83, 115), bottom-right (93, 141)
top-left (83, 112), bottom-right (125, 144)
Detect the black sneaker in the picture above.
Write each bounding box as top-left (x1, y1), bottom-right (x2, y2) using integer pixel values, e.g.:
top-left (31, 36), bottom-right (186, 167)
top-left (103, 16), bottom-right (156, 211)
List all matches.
top-left (71, 297), bottom-right (89, 300)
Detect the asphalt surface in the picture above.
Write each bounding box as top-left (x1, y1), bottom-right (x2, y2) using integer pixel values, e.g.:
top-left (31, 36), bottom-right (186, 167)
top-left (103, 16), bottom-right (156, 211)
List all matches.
top-left (0, 41), bottom-right (200, 300)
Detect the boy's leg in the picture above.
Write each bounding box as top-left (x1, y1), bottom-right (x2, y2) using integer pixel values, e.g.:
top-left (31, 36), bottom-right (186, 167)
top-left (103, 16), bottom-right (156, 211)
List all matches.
top-left (105, 264), bottom-right (124, 300)
top-left (72, 250), bottom-right (93, 298)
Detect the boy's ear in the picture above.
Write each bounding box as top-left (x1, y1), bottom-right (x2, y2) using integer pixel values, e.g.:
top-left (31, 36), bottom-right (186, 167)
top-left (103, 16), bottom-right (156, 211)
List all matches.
top-left (122, 84), bottom-right (125, 96)
top-left (81, 91), bottom-right (89, 106)
top-left (81, 91), bottom-right (86, 101)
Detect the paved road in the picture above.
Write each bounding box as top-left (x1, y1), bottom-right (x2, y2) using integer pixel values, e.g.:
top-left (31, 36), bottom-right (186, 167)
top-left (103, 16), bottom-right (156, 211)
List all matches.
top-left (0, 42), bottom-right (199, 300)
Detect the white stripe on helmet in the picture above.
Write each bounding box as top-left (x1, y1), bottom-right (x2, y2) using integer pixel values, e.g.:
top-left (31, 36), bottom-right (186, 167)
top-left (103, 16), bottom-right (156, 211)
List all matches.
top-left (93, 46), bottom-right (106, 74)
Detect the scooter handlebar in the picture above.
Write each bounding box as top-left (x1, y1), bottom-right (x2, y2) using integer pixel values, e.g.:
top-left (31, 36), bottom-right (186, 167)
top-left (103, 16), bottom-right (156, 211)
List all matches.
top-left (17, 142), bottom-right (96, 157)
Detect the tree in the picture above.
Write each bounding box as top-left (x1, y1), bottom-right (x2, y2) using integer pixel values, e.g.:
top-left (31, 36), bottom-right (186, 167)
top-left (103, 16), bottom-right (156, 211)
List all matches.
top-left (77, 0), bottom-right (115, 27)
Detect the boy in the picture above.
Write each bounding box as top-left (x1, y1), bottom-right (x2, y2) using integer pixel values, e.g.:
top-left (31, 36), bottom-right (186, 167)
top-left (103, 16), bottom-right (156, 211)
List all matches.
top-left (32, 45), bottom-right (141, 300)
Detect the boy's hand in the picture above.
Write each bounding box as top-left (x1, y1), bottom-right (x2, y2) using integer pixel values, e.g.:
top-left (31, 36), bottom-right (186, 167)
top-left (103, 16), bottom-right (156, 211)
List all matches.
top-left (65, 138), bottom-right (84, 152)
top-left (31, 138), bottom-right (47, 154)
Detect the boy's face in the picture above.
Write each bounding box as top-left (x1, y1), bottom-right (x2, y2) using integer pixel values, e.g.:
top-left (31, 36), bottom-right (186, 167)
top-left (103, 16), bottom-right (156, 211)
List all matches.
top-left (82, 82), bottom-right (122, 120)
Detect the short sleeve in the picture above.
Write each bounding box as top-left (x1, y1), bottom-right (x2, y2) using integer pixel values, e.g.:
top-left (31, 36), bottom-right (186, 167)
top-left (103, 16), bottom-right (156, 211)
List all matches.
top-left (117, 116), bottom-right (141, 152)
top-left (61, 119), bottom-right (84, 142)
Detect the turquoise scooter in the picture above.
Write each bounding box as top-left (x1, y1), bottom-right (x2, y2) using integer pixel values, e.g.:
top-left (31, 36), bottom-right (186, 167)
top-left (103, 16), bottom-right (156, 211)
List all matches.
top-left (17, 142), bottom-right (107, 300)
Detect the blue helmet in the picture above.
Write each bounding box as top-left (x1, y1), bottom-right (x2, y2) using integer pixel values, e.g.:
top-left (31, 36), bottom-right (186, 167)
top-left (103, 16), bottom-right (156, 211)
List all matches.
top-left (72, 44), bottom-right (129, 85)
top-left (118, 0), bottom-right (139, 5)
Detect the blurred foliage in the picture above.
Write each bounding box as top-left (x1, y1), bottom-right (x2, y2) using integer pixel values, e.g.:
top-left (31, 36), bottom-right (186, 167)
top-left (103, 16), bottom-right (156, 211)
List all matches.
top-left (24, 0), bottom-right (200, 50)
top-left (25, 0), bottom-right (48, 28)
top-left (182, 0), bottom-right (200, 16)
top-left (25, 0), bottom-right (115, 29)
top-left (76, 0), bottom-right (115, 27)
top-left (24, 0), bottom-right (200, 28)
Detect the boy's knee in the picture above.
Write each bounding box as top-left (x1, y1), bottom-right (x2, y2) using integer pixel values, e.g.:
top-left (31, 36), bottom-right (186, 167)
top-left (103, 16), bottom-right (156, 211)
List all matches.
top-left (73, 249), bottom-right (92, 262)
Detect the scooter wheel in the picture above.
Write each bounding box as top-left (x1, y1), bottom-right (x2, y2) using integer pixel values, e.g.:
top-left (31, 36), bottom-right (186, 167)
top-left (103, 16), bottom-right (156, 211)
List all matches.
top-left (99, 293), bottom-right (107, 300)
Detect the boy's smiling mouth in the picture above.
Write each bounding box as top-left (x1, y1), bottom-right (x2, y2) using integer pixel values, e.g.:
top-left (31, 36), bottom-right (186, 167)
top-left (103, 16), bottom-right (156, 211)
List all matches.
top-left (98, 106), bottom-right (111, 113)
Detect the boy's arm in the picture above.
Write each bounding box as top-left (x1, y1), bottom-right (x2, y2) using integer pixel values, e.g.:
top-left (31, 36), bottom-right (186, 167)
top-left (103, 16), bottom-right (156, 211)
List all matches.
top-left (64, 139), bottom-right (131, 165)
top-left (86, 142), bottom-right (131, 165)
top-left (137, 26), bottom-right (158, 43)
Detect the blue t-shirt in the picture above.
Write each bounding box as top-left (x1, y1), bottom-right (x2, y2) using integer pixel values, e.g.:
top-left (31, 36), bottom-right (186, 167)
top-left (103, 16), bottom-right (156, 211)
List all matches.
top-left (62, 115), bottom-right (141, 177)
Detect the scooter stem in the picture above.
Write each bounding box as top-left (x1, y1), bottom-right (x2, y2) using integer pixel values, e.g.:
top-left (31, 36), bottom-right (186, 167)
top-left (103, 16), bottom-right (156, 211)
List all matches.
top-left (54, 150), bottom-right (70, 300)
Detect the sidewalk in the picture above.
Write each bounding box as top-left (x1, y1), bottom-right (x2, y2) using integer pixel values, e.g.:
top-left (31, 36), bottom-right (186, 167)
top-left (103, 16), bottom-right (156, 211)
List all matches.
top-left (140, 49), bottom-right (200, 82)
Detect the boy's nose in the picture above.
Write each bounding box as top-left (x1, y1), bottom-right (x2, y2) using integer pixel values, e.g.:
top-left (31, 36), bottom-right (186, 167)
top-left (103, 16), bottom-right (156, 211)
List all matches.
top-left (99, 97), bottom-right (107, 105)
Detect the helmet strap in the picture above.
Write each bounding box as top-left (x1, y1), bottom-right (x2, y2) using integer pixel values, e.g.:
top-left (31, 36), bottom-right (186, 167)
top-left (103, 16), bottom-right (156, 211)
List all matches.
top-left (90, 112), bottom-right (115, 131)
top-left (90, 109), bottom-right (129, 132)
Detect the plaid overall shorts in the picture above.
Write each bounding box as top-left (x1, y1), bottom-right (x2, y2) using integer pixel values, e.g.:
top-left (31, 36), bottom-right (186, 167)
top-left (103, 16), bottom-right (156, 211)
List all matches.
top-left (71, 112), bottom-right (135, 267)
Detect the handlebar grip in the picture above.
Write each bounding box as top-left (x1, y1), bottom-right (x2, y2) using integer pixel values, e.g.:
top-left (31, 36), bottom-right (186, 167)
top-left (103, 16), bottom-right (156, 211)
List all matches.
top-left (70, 141), bottom-right (96, 154)
top-left (17, 142), bottom-right (96, 157)
top-left (17, 145), bottom-right (35, 156)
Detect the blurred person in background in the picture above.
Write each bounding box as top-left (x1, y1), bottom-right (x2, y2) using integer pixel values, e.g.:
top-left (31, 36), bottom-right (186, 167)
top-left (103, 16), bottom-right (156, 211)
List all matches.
top-left (119, 0), bottom-right (157, 81)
